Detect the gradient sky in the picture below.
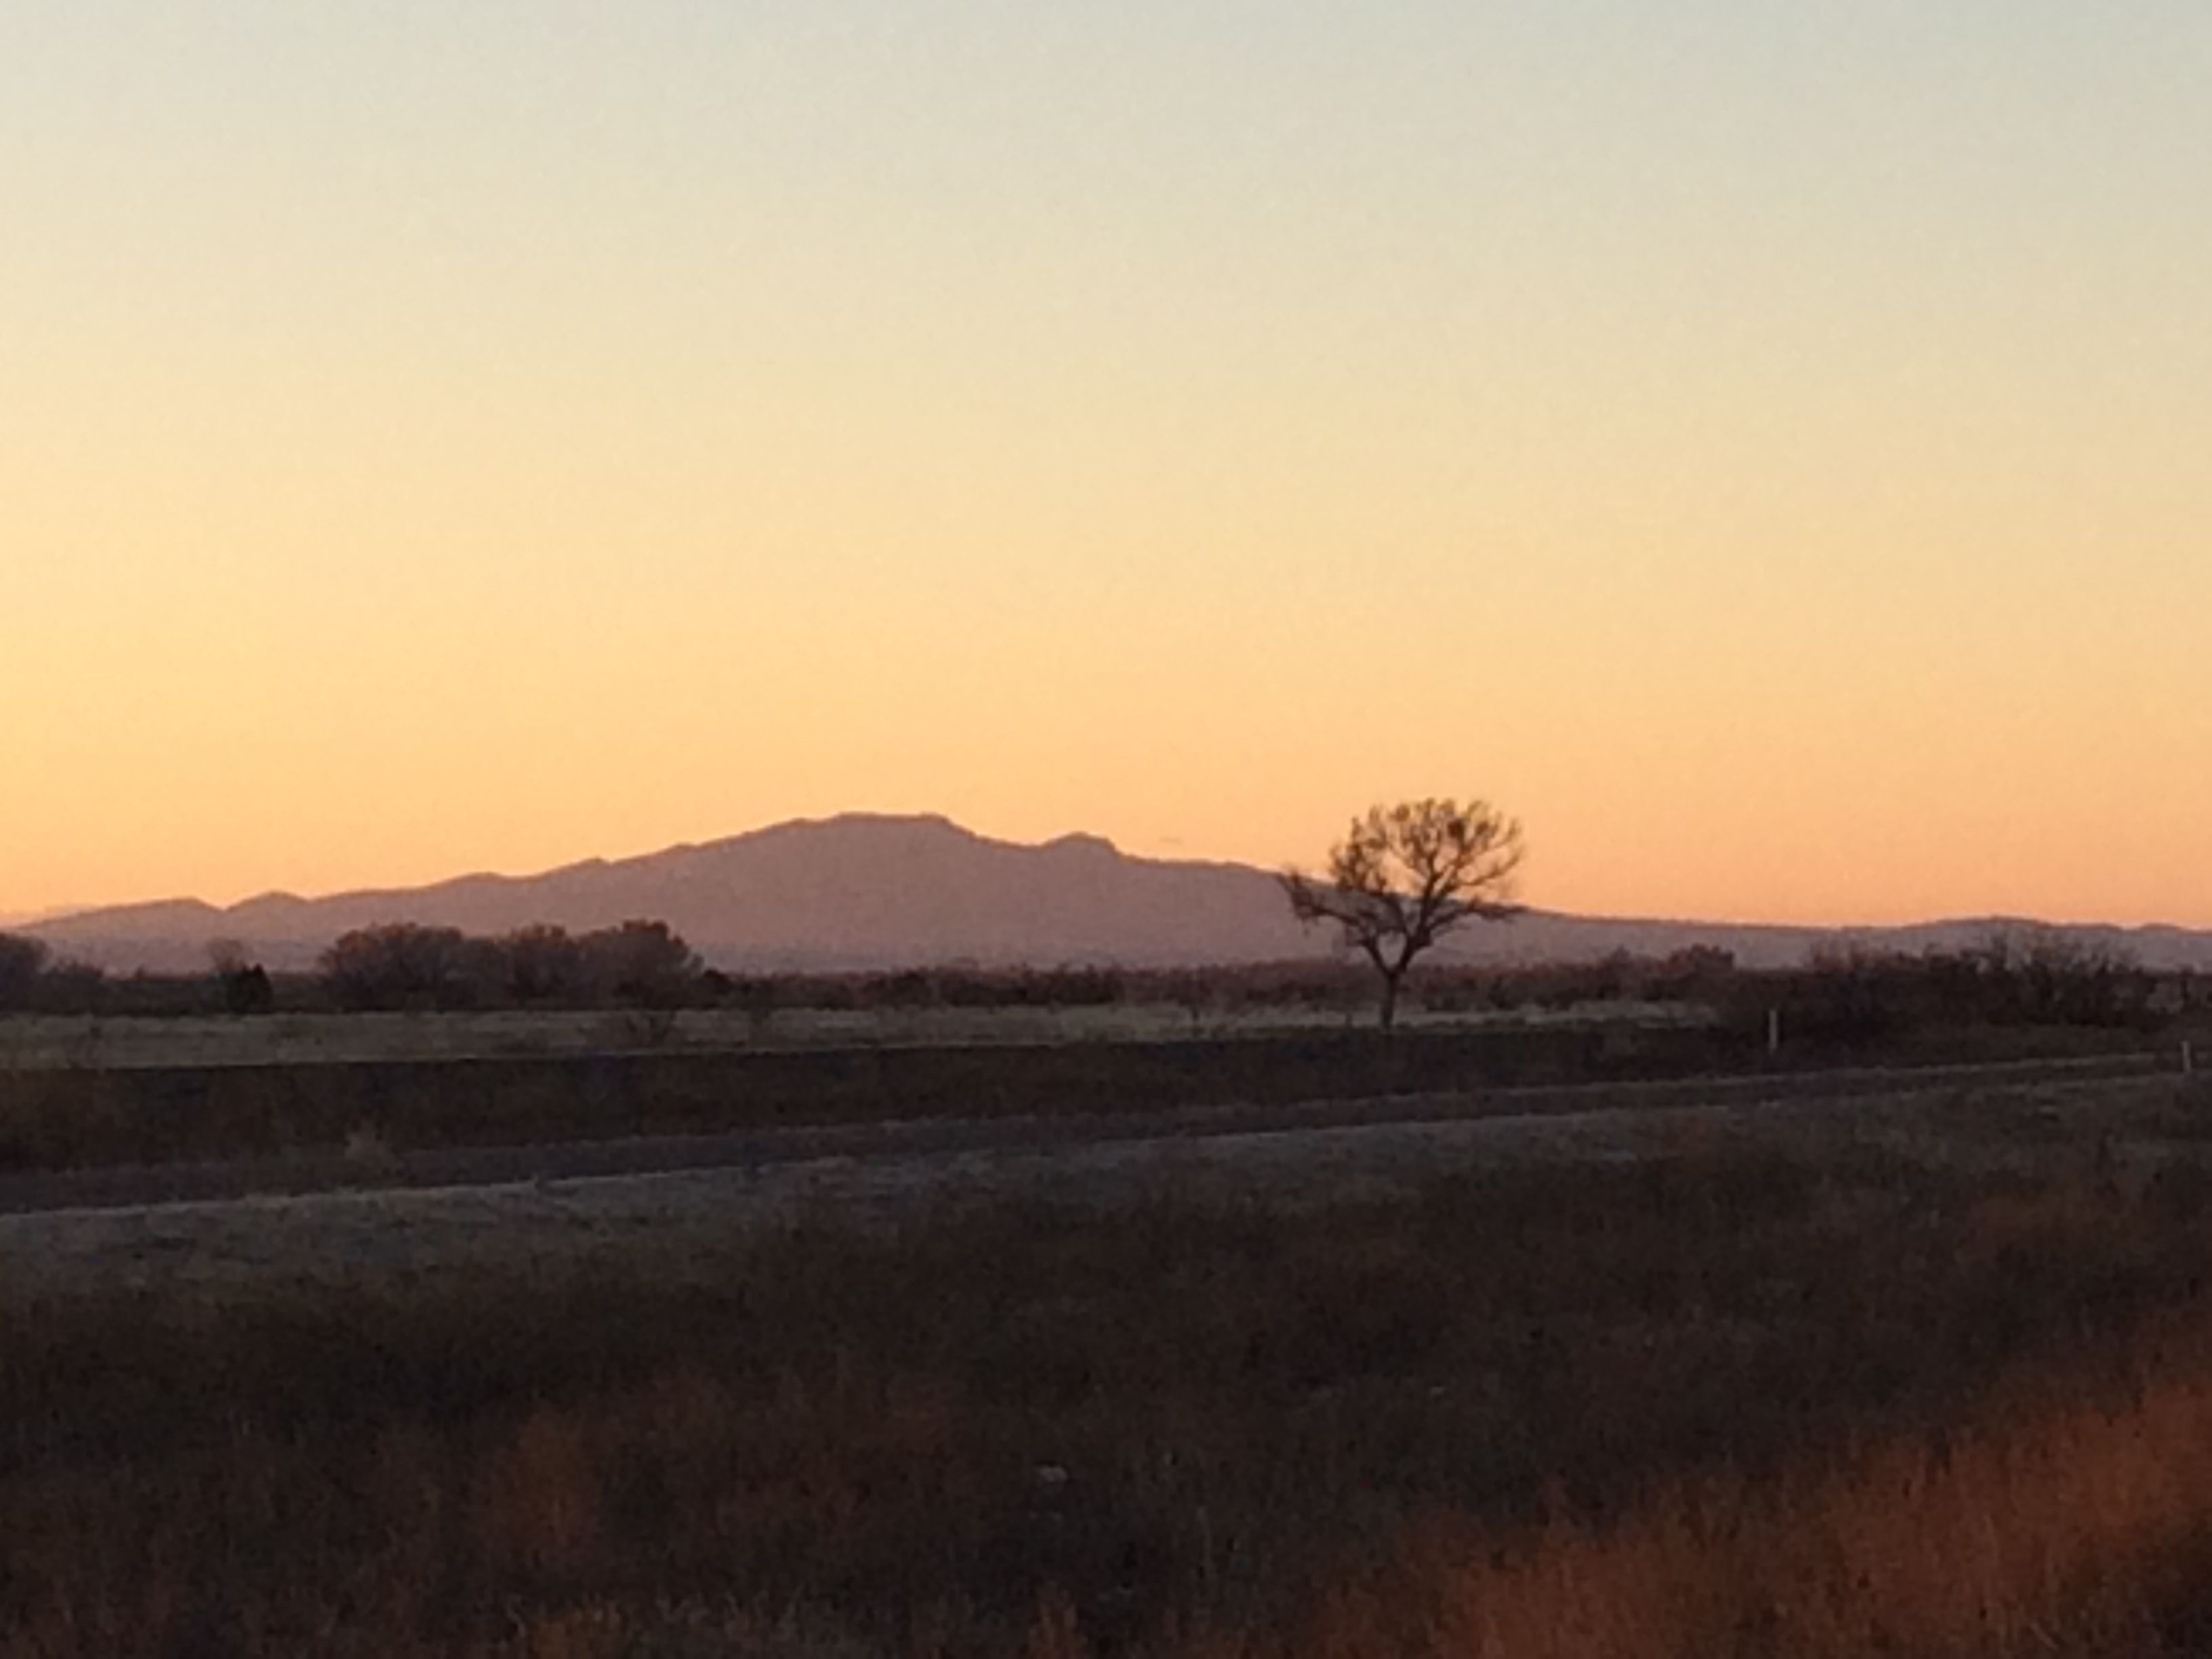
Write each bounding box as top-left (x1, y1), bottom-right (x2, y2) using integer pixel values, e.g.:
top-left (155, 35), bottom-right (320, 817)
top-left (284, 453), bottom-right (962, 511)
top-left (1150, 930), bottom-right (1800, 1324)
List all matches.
top-left (5, 1), bottom-right (2208, 926)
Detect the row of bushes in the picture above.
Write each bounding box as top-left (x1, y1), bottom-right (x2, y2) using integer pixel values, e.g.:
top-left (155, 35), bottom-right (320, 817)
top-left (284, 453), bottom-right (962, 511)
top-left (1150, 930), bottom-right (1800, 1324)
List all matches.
top-left (317, 921), bottom-right (703, 1011)
top-left (1, 924), bottom-right (2203, 1030)
top-left (0, 924), bottom-right (710, 1016)
top-left (1744, 937), bottom-right (2185, 1042)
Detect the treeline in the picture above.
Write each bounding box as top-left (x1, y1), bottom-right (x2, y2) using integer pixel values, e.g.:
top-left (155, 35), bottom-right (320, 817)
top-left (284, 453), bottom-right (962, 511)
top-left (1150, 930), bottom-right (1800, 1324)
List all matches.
top-left (1, 923), bottom-right (2205, 1031)
top-left (0, 924), bottom-right (710, 1017)
top-left (1748, 935), bottom-right (2185, 1043)
top-left (0, 935), bottom-right (108, 1016)
top-left (319, 921), bottom-right (703, 1011)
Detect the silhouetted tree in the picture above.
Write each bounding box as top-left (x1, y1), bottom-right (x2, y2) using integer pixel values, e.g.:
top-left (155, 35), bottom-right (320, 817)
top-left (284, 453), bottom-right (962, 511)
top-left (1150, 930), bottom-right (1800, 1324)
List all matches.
top-left (321, 924), bottom-right (478, 1011)
top-left (498, 924), bottom-right (589, 1005)
top-left (577, 920), bottom-right (703, 1008)
top-left (1282, 798), bottom-right (1525, 1030)
top-left (207, 939), bottom-right (275, 1015)
top-left (0, 935), bottom-right (52, 1010)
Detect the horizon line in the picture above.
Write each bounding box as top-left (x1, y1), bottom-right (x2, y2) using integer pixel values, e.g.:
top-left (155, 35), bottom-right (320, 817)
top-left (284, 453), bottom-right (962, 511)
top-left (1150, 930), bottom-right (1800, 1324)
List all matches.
top-left (11, 811), bottom-right (2208, 941)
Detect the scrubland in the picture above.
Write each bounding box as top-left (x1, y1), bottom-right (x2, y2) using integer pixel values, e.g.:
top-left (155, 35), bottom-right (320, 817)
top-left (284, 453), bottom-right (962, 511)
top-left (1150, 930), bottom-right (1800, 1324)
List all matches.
top-left (9, 1078), bottom-right (2212, 1655)
top-left (0, 1025), bottom-right (1742, 1176)
top-left (0, 1001), bottom-right (1689, 1073)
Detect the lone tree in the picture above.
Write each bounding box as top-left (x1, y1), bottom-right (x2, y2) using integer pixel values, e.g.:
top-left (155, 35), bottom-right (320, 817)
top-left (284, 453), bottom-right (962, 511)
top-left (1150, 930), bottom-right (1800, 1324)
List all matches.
top-left (207, 939), bottom-right (275, 1016)
top-left (1282, 798), bottom-right (1525, 1030)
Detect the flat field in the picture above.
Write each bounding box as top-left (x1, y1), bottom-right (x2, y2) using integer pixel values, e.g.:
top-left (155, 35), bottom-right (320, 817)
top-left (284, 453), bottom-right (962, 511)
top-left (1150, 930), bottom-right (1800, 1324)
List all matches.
top-left (0, 1010), bottom-right (2167, 1180)
top-left (0, 1069), bottom-right (2194, 1296)
top-left (0, 1003), bottom-right (1700, 1072)
top-left (0, 1023), bottom-right (1763, 1176)
top-left (7, 1070), bottom-right (2212, 1655)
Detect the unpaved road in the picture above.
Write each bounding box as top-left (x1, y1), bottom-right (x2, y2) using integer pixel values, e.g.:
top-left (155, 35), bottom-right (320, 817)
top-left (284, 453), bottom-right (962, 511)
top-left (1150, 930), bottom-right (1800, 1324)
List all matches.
top-left (0, 1052), bottom-right (2168, 1218)
top-left (0, 1056), bottom-right (2196, 1298)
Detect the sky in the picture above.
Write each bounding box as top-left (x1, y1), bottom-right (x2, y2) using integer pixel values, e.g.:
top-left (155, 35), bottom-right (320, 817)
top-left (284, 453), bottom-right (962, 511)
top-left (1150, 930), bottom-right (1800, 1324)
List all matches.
top-left (3, 1), bottom-right (2208, 926)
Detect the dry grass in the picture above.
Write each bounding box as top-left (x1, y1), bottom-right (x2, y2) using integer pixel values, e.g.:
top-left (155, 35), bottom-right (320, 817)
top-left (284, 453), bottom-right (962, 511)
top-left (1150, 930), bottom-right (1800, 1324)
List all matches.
top-left (0, 1001), bottom-right (1667, 1073)
top-left (1288, 1356), bottom-right (2212, 1659)
top-left (0, 1024), bottom-right (1712, 1172)
top-left (9, 1136), bottom-right (2212, 1655)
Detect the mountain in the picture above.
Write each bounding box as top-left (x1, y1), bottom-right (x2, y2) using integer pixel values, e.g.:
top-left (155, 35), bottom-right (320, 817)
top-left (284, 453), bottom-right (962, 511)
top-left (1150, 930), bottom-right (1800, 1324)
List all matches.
top-left (0, 905), bottom-right (85, 931)
top-left (20, 813), bottom-right (2212, 975)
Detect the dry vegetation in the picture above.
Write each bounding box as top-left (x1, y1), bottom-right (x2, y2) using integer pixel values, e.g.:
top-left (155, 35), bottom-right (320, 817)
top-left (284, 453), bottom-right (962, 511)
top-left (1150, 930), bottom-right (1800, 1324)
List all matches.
top-left (0, 1001), bottom-right (1671, 1074)
top-left (0, 1025), bottom-right (1765, 1176)
top-left (9, 1082), bottom-right (2212, 1655)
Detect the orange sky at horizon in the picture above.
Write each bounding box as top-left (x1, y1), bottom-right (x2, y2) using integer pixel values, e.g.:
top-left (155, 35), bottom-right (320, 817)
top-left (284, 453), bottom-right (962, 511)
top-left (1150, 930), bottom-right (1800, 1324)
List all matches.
top-left (4, 3), bottom-right (2207, 930)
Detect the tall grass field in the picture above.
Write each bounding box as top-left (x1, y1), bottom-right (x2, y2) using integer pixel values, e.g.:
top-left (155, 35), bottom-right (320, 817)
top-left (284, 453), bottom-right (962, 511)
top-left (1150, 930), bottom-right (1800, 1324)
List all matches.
top-left (11, 1085), bottom-right (2212, 1654)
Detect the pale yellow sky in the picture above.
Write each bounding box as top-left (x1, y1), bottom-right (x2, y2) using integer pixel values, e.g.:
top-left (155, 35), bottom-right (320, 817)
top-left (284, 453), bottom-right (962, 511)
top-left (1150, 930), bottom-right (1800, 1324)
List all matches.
top-left (5, 3), bottom-right (2208, 926)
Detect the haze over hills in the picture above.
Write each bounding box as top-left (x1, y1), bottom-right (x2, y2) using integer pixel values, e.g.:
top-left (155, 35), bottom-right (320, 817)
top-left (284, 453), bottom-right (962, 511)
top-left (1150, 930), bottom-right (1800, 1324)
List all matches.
top-left (19, 814), bottom-right (2212, 975)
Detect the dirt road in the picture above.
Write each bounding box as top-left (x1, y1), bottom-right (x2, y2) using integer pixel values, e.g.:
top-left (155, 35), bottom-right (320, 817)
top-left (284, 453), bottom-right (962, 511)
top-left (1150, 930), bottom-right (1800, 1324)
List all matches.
top-left (0, 1056), bottom-right (2195, 1298)
top-left (0, 1051), bottom-right (2167, 1218)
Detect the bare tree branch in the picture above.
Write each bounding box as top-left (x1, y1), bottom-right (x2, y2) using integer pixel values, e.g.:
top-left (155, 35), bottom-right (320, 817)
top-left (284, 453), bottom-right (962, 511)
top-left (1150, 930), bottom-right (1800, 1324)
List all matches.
top-left (1280, 798), bottom-right (1525, 1029)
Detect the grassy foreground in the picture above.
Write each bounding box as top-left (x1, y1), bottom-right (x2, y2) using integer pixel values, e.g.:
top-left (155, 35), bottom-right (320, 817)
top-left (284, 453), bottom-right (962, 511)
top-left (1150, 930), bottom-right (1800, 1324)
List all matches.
top-left (9, 1109), bottom-right (2212, 1655)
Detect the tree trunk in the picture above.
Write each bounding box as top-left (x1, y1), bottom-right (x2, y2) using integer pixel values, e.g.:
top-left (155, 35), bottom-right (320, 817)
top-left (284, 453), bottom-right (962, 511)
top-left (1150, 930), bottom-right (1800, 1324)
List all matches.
top-left (1377, 970), bottom-right (1402, 1033)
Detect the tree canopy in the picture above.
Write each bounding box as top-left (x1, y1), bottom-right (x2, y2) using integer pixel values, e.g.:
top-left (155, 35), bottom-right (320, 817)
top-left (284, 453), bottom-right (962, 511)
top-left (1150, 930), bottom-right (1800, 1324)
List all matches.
top-left (1282, 798), bottom-right (1525, 1029)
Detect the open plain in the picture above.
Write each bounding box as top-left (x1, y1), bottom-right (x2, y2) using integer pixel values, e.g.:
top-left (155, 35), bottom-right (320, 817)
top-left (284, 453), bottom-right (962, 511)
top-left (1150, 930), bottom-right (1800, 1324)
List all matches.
top-left (7, 1018), bottom-right (2212, 1657)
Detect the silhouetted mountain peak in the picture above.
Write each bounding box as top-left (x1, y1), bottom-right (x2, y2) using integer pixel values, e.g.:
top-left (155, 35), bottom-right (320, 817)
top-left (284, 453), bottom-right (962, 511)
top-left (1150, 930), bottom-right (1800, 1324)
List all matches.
top-left (771, 811), bottom-right (976, 842)
top-left (1042, 832), bottom-right (1120, 858)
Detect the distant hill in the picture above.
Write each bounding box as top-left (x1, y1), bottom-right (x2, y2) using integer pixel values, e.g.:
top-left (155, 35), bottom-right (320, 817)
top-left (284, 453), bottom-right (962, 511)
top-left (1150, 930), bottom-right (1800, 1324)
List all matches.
top-left (20, 813), bottom-right (2212, 975)
top-left (0, 906), bottom-right (82, 931)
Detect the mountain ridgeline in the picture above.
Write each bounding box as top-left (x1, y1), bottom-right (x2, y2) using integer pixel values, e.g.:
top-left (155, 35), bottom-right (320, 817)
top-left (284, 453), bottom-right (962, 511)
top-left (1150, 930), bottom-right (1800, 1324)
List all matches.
top-left (20, 813), bottom-right (2212, 975)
